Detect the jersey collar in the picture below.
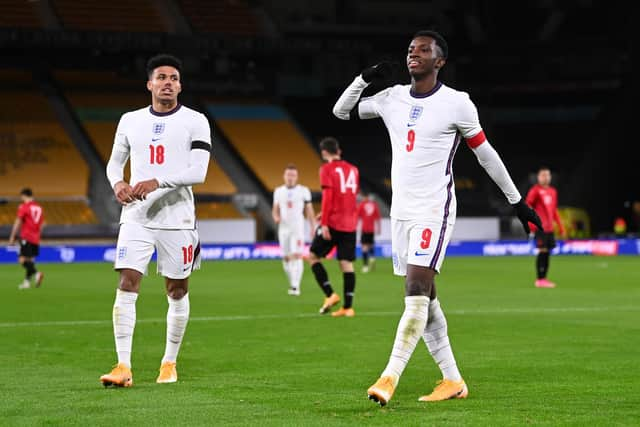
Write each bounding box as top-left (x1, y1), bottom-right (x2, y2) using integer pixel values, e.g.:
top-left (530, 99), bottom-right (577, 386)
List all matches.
top-left (409, 81), bottom-right (442, 99)
top-left (149, 103), bottom-right (182, 117)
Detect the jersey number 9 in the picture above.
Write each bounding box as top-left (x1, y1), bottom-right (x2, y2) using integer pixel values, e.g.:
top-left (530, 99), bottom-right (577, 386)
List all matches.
top-left (407, 130), bottom-right (415, 152)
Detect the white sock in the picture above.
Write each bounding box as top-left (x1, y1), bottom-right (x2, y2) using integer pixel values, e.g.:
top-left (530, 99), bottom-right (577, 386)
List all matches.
top-left (289, 258), bottom-right (303, 289)
top-left (423, 298), bottom-right (462, 381)
top-left (381, 295), bottom-right (430, 385)
top-left (113, 289), bottom-right (138, 368)
top-left (162, 293), bottom-right (190, 364)
top-left (282, 260), bottom-right (291, 284)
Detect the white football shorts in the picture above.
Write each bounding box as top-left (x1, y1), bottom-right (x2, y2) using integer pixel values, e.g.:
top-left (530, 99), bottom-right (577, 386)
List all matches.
top-left (391, 218), bottom-right (454, 276)
top-left (278, 224), bottom-right (304, 257)
top-left (115, 223), bottom-right (201, 279)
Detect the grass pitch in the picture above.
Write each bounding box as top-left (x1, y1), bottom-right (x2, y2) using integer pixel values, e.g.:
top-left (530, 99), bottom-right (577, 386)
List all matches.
top-left (1, 256), bottom-right (639, 426)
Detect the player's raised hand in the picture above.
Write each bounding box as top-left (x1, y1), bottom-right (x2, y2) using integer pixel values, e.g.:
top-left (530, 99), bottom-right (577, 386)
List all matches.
top-left (113, 181), bottom-right (136, 205)
top-left (131, 179), bottom-right (160, 200)
top-left (512, 199), bottom-right (543, 234)
top-left (361, 62), bottom-right (393, 83)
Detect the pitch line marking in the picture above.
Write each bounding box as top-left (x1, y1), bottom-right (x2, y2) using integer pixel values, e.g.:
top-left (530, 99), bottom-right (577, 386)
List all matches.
top-left (0, 306), bottom-right (637, 328)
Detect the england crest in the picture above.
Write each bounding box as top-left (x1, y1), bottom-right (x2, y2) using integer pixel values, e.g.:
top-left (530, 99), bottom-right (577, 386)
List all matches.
top-left (409, 105), bottom-right (423, 122)
top-left (152, 123), bottom-right (165, 135)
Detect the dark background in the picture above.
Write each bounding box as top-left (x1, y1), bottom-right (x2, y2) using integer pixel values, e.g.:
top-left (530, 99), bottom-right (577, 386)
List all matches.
top-left (0, 0), bottom-right (637, 235)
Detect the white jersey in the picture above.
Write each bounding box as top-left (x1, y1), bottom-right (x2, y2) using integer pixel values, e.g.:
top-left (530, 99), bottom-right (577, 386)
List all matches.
top-left (273, 184), bottom-right (312, 229)
top-left (358, 82), bottom-right (482, 223)
top-left (113, 104), bottom-right (211, 229)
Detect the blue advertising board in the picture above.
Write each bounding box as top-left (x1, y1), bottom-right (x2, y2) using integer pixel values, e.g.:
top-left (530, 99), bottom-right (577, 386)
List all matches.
top-left (1, 239), bottom-right (638, 264)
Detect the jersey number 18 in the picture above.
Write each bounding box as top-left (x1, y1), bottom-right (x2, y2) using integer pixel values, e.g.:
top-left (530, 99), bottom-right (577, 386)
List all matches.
top-left (149, 144), bottom-right (165, 164)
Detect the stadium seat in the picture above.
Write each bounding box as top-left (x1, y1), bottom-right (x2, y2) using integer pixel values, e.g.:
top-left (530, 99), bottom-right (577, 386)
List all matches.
top-left (53, 0), bottom-right (167, 32)
top-left (0, 0), bottom-right (42, 28)
top-left (0, 200), bottom-right (98, 226)
top-left (207, 104), bottom-right (323, 192)
top-left (178, 0), bottom-right (261, 35)
top-left (196, 201), bottom-right (243, 219)
top-left (0, 90), bottom-right (90, 198)
top-left (63, 88), bottom-right (238, 196)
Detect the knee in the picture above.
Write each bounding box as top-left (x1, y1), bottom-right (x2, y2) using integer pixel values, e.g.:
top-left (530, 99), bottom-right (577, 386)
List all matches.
top-left (405, 279), bottom-right (431, 297)
top-left (168, 288), bottom-right (187, 300)
top-left (340, 260), bottom-right (353, 272)
top-left (119, 275), bottom-right (139, 293)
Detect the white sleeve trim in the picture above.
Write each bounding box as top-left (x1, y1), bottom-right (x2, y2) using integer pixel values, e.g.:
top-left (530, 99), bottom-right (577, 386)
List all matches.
top-left (471, 141), bottom-right (522, 204)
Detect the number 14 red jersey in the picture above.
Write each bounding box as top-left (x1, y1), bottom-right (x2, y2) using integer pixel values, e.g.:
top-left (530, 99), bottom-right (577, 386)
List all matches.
top-left (319, 160), bottom-right (359, 232)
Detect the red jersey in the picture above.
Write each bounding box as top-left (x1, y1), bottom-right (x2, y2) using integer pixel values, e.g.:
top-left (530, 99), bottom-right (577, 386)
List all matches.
top-left (319, 159), bottom-right (360, 232)
top-left (525, 184), bottom-right (564, 234)
top-left (17, 200), bottom-right (44, 244)
top-left (357, 200), bottom-right (381, 233)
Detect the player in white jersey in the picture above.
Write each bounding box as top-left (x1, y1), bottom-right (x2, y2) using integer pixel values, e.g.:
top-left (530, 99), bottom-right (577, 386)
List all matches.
top-left (100, 54), bottom-right (212, 388)
top-left (333, 30), bottom-right (542, 406)
top-left (272, 164), bottom-right (315, 296)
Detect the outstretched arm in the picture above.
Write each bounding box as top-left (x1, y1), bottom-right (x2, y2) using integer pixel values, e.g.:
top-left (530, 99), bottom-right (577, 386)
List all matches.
top-left (470, 138), bottom-right (521, 205)
top-left (470, 136), bottom-right (543, 233)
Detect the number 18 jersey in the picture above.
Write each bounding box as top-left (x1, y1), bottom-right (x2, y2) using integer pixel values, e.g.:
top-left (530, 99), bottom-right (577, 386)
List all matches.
top-left (358, 82), bottom-right (483, 224)
top-left (320, 160), bottom-right (359, 232)
top-left (112, 104), bottom-right (211, 230)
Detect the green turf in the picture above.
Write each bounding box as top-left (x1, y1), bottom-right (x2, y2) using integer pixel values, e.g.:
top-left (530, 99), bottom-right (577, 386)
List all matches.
top-left (1, 256), bottom-right (639, 426)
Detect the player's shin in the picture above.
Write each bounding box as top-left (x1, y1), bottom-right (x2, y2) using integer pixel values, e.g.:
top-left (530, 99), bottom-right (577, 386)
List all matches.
top-left (162, 293), bottom-right (190, 363)
top-left (537, 252), bottom-right (550, 279)
top-left (311, 262), bottom-right (334, 296)
top-left (343, 272), bottom-right (355, 308)
top-left (380, 296), bottom-right (430, 385)
top-left (422, 298), bottom-right (462, 381)
top-left (282, 259), bottom-right (291, 282)
top-left (290, 258), bottom-right (303, 290)
top-left (23, 260), bottom-right (36, 280)
top-left (113, 289), bottom-right (138, 368)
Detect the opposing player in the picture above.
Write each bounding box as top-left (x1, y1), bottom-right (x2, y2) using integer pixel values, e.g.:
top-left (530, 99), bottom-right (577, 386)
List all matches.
top-left (272, 164), bottom-right (315, 296)
top-left (333, 30), bottom-right (542, 405)
top-left (101, 54), bottom-right (211, 387)
top-left (308, 137), bottom-right (360, 317)
top-left (8, 188), bottom-right (45, 290)
top-left (526, 167), bottom-right (566, 288)
top-left (357, 191), bottom-right (381, 273)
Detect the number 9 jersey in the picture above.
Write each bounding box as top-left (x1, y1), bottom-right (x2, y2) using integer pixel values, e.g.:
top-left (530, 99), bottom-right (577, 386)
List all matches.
top-left (358, 82), bottom-right (482, 225)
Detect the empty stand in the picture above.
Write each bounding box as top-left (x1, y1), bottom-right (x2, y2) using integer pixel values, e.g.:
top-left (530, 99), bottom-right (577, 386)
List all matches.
top-left (53, 0), bottom-right (166, 32)
top-left (178, 0), bottom-right (261, 35)
top-left (60, 81), bottom-right (237, 195)
top-left (0, 200), bottom-right (98, 226)
top-left (207, 104), bottom-right (322, 192)
top-left (1, 87), bottom-right (89, 197)
top-left (0, 0), bottom-right (42, 28)
top-left (196, 201), bottom-right (242, 219)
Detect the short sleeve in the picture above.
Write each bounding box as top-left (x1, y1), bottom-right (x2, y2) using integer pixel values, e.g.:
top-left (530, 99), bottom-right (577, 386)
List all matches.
top-left (456, 93), bottom-right (484, 145)
top-left (192, 113), bottom-right (212, 144)
top-left (303, 187), bottom-right (312, 203)
top-left (358, 87), bottom-right (393, 119)
top-left (272, 188), bottom-right (279, 204)
top-left (17, 205), bottom-right (26, 220)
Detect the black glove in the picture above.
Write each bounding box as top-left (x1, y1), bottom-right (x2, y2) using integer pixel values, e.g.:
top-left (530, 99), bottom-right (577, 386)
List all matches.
top-left (512, 199), bottom-right (543, 234)
top-left (361, 62), bottom-right (393, 83)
